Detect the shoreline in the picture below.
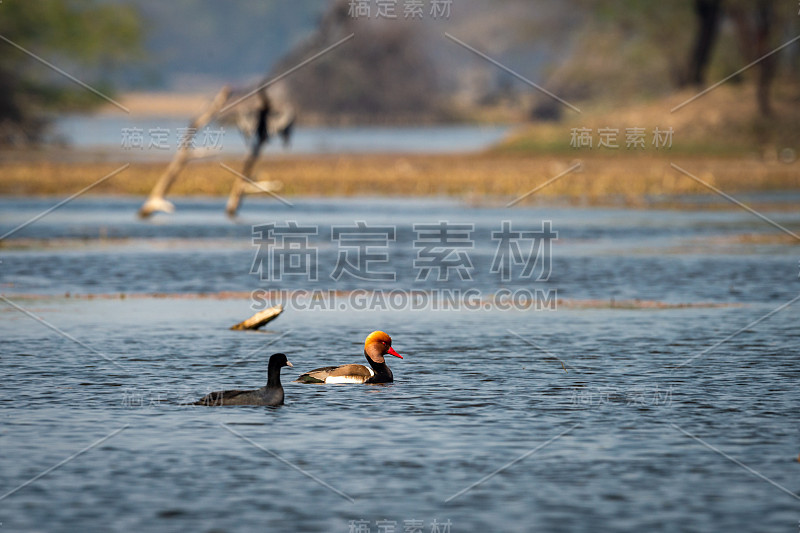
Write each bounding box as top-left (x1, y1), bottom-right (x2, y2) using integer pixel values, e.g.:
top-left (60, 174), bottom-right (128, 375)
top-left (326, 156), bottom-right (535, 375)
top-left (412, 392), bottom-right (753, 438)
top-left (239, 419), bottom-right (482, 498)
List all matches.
top-left (0, 290), bottom-right (743, 311)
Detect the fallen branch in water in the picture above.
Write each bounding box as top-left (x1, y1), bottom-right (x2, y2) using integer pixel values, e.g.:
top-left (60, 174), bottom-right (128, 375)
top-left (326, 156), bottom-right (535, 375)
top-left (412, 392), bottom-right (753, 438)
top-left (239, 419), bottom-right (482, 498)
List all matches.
top-left (230, 304), bottom-right (283, 330)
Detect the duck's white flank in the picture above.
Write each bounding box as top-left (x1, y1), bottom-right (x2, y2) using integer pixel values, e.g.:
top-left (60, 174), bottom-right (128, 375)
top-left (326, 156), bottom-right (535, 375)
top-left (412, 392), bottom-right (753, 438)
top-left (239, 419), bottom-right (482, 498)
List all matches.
top-left (324, 367), bottom-right (374, 384)
top-left (325, 375), bottom-right (368, 384)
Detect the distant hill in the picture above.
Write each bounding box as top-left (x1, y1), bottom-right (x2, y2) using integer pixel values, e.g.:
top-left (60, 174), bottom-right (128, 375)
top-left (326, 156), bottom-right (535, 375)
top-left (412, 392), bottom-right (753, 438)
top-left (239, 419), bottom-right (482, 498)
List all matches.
top-left (120, 1), bottom-right (800, 127)
top-left (123, 0), bottom-right (327, 90)
top-left (121, 0), bottom-right (562, 102)
top-left (267, 0), bottom-right (568, 123)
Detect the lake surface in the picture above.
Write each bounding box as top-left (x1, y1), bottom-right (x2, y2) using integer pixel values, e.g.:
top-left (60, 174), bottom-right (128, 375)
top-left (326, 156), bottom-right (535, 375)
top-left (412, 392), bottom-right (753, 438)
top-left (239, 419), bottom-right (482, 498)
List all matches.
top-left (54, 116), bottom-right (510, 158)
top-left (1, 196), bottom-right (799, 532)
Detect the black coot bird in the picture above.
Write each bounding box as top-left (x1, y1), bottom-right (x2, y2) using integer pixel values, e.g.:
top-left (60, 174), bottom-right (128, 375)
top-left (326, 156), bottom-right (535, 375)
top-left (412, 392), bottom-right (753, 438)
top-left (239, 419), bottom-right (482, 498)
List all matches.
top-left (295, 331), bottom-right (402, 384)
top-left (194, 353), bottom-right (293, 406)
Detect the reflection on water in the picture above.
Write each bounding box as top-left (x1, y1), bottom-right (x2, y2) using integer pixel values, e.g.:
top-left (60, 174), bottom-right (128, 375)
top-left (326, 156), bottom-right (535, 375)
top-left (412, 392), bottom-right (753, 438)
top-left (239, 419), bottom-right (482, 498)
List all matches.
top-left (1, 197), bottom-right (798, 532)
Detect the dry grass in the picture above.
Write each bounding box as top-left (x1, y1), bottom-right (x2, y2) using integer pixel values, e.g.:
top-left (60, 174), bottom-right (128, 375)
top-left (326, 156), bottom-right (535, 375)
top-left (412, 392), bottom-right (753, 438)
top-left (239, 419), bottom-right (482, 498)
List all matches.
top-left (2, 85), bottom-right (799, 206)
top-left (1, 152), bottom-right (798, 208)
top-left (496, 84), bottom-right (800, 157)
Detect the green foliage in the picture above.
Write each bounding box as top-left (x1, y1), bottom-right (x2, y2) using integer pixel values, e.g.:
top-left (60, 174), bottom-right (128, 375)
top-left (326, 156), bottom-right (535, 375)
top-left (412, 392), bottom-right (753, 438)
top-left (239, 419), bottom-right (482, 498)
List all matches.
top-left (548, 0), bottom-right (696, 101)
top-left (0, 0), bottom-right (142, 66)
top-left (0, 0), bottom-right (143, 144)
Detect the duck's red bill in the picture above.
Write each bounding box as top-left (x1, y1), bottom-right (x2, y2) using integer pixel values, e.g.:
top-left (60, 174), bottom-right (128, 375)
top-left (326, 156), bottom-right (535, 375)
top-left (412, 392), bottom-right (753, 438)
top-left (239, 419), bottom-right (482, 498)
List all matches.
top-left (388, 347), bottom-right (403, 359)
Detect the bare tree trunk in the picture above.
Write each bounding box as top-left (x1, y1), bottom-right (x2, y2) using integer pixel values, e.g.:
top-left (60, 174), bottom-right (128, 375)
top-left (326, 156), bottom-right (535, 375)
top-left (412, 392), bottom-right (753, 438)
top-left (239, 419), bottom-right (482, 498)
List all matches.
top-left (755, 0), bottom-right (775, 117)
top-left (138, 81), bottom-right (294, 219)
top-left (138, 86), bottom-right (232, 218)
top-left (225, 91), bottom-right (271, 218)
top-left (682, 0), bottom-right (724, 87)
top-left (729, 0), bottom-right (777, 117)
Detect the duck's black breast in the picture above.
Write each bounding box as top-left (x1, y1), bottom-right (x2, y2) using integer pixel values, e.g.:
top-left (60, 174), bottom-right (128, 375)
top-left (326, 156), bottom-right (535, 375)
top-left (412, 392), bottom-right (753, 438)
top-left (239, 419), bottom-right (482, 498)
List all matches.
top-left (258, 385), bottom-right (285, 406)
top-left (364, 360), bottom-right (393, 384)
top-left (194, 352), bottom-right (289, 406)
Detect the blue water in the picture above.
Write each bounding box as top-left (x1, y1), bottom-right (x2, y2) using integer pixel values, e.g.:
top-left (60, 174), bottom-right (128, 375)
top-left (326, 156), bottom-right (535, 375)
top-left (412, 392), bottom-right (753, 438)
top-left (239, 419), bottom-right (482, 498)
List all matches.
top-left (54, 116), bottom-right (509, 158)
top-left (1, 197), bottom-right (799, 532)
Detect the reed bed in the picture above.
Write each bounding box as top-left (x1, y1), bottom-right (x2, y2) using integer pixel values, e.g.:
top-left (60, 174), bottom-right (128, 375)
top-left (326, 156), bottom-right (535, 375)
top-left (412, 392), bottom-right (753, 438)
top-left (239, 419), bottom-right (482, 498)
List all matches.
top-left (1, 152), bottom-right (798, 208)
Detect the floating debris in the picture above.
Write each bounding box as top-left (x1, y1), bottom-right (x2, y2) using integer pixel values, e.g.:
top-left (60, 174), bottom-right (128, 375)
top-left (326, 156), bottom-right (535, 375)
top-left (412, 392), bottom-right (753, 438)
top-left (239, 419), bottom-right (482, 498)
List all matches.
top-left (230, 304), bottom-right (283, 330)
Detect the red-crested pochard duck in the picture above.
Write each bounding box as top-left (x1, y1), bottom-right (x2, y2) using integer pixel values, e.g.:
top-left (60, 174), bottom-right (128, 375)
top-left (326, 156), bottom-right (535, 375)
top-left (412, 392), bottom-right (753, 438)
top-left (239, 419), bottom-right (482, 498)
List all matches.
top-left (194, 353), bottom-right (293, 406)
top-left (295, 331), bottom-right (402, 384)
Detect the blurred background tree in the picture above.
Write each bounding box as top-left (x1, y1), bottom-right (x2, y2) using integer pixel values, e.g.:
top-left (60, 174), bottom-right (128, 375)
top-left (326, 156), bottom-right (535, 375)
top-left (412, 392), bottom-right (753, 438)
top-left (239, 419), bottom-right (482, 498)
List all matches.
top-left (0, 0), bottom-right (143, 146)
top-left (272, 0), bottom-right (445, 124)
top-left (546, 0), bottom-right (796, 117)
top-left (726, 0), bottom-right (779, 116)
top-left (2, 0), bottom-right (797, 145)
top-left (681, 0), bottom-right (724, 87)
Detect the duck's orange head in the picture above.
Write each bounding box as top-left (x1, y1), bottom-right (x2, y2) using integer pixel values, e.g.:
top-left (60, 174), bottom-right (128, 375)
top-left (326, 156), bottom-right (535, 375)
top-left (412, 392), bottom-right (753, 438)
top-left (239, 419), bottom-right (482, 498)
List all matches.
top-left (364, 330), bottom-right (402, 361)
